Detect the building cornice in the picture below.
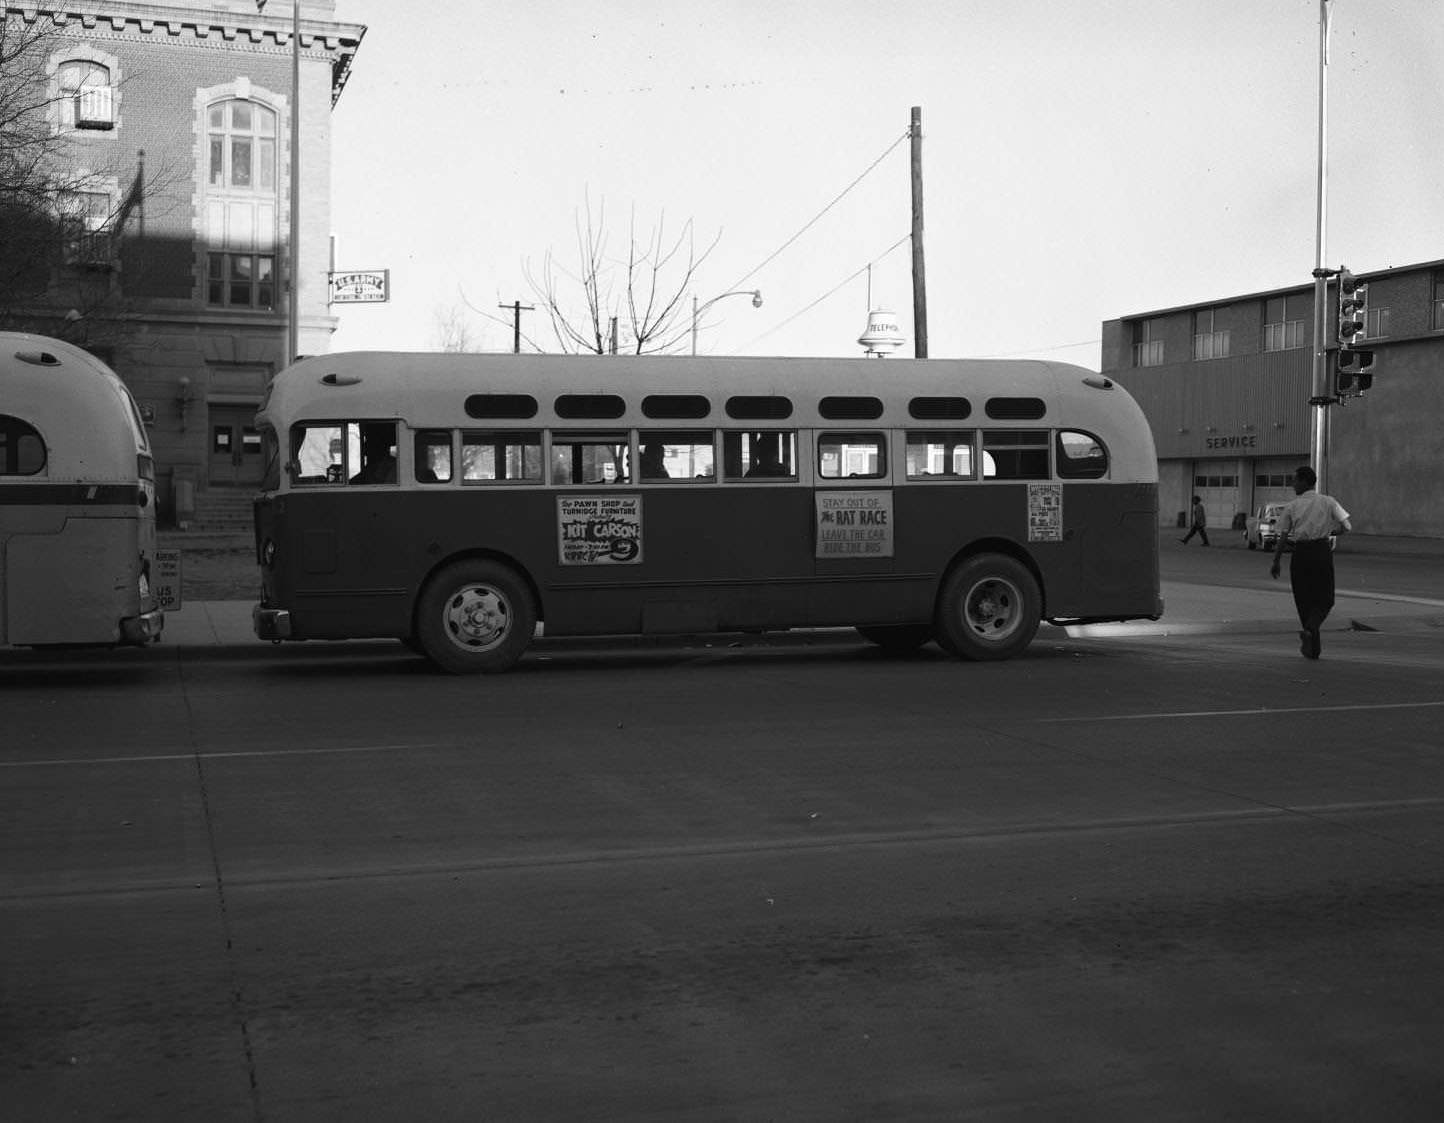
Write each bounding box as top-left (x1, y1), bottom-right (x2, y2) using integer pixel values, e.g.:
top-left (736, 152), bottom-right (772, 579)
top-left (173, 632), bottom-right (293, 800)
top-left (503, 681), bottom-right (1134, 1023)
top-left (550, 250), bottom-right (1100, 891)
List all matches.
top-left (6, 3), bottom-right (365, 104)
top-left (1114, 255), bottom-right (1444, 324)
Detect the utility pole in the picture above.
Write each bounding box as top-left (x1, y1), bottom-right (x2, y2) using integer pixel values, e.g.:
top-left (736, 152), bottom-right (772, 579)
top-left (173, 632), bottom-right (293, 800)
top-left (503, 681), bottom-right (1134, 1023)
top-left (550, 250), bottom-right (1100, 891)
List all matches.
top-left (498, 300), bottom-right (534, 354)
top-left (1310, 0), bottom-right (1332, 490)
top-left (910, 106), bottom-right (928, 359)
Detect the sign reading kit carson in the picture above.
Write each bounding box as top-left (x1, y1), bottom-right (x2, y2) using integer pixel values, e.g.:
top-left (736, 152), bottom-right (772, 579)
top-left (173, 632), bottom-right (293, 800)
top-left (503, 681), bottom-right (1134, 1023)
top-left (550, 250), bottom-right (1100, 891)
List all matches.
top-left (557, 495), bottom-right (643, 565)
top-left (328, 270), bottom-right (390, 304)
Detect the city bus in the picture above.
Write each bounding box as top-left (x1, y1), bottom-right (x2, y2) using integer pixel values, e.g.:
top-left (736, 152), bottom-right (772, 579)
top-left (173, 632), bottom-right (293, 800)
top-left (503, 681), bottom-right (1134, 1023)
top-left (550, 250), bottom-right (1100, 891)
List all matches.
top-left (1, 333), bottom-right (164, 647)
top-left (252, 353), bottom-right (1161, 672)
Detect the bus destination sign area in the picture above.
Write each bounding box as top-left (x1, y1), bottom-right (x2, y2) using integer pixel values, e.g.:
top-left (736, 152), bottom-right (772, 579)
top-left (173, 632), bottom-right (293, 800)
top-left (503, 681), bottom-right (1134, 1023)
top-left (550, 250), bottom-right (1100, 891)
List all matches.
top-left (329, 270), bottom-right (390, 304)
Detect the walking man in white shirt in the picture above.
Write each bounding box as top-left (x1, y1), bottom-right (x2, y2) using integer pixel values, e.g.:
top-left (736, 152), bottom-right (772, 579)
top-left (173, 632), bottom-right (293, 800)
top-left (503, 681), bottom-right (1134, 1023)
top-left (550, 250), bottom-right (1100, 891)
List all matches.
top-left (1270, 465), bottom-right (1351, 659)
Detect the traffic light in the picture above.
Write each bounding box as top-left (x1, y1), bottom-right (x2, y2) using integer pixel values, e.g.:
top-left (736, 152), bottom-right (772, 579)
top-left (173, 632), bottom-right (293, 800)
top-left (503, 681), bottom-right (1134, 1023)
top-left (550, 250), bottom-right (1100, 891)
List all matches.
top-left (1335, 345), bottom-right (1376, 396)
top-left (1336, 267), bottom-right (1367, 347)
top-left (1332, 267), bottom-right (1375, 396)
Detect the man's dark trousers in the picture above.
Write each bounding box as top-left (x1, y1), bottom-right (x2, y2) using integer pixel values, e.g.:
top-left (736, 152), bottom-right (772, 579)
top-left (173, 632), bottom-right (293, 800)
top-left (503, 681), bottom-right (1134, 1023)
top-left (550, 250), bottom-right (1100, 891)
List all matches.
top-left (1290, 539), bottom-right (1336, 631)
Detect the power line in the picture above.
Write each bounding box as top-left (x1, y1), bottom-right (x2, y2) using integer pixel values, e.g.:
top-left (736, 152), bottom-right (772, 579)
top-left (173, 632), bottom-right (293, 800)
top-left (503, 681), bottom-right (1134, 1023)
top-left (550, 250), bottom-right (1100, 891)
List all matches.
top-left (972, 339), bottom-right (1102, 359)
top-left (738, 233), bottom-right (911, 351)
top-left (726, 130), bottom-right (910, 293)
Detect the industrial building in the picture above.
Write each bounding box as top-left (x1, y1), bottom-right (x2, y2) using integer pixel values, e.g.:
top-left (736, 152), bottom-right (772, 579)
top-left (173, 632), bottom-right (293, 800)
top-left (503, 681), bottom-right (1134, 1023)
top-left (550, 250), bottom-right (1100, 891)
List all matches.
top-left (1101, 258), bottom-right (1444, 538)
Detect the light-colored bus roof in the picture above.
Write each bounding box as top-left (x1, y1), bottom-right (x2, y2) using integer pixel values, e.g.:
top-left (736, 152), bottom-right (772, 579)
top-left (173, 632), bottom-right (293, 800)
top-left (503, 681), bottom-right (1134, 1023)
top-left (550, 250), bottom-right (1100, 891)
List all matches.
top-left (261, 352), bottom-right (1158, 480)
top-left (1, 332), bottom-right (150, 481)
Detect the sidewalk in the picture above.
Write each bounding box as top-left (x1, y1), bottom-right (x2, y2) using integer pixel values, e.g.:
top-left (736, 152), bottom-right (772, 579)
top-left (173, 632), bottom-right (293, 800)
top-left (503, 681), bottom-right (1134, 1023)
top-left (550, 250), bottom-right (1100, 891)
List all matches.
top-left (160, 583), bottom-right (1444, 650)
top-left (1164, 525), bottom-right (1444, 560)
top-left (1062, 578), bottom-right (1444, 640)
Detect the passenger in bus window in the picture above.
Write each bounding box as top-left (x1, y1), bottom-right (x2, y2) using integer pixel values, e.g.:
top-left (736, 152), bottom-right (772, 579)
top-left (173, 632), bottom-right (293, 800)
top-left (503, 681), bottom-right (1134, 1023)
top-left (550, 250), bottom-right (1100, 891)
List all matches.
top-left (350, 423), bottom-right (397, 485)
top-left (745, 434), bottom-right (791, 477)
top-left (640, 443), bottom-right (669, 480)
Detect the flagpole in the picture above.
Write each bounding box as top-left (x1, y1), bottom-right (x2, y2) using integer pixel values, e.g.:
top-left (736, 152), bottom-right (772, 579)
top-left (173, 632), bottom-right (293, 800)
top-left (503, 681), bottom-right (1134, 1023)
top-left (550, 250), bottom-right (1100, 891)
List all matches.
top-left (287, 0), bottom-right (300, 365)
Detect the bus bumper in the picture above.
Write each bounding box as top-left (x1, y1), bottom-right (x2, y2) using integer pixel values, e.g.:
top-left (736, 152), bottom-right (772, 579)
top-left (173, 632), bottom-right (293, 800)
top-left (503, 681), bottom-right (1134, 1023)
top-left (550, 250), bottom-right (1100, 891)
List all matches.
top-left (120, 609), bottom-right (165, 645)
top-left (253, 604), bottom-right (293, 640)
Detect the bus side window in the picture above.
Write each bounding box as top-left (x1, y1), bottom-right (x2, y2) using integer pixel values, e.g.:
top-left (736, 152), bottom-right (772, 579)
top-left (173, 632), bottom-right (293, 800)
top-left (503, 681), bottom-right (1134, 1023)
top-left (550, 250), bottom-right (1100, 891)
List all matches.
top-left (639, 431), bottom-right (714, 481)
top-left (350, 422), bottom-right (398, 485)
top-left (291, 423), bottom-right (344, 486)
top-left (414, 430), bottom-right (453, 484)
top-left (0, 415), bottom-right (47, 476)
top-left (550, 435), bottom-right (628, 485)
top-left (462, 431), bottom-right (542, 483)
top-left (981, 430), bottom-right (1049, 480)
top-left (724, 431), bottom-right (796, 480)
top-left (1056, 430), bottom-right (1108, 479)
top-left (906, 431), bottom-right (975, 479)
top-left (818, 432), bottom-right (886, 479)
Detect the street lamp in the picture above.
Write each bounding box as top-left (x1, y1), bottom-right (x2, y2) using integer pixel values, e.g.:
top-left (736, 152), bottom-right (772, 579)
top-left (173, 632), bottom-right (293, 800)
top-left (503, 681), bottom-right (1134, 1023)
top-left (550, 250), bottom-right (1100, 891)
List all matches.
top-left (691, 289), bottom-right (762, 355)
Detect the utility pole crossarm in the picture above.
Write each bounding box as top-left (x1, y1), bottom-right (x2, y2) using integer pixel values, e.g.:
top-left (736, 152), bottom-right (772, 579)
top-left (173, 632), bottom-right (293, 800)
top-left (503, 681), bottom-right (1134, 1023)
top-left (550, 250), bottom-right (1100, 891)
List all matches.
top-left (499, 301), bottom-right (535, 355)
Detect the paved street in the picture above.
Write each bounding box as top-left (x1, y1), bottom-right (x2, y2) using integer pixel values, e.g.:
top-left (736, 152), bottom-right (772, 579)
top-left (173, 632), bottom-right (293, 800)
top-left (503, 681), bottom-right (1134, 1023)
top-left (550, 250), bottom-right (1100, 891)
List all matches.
top-left (3, 537), bottom-right (1443, 1121)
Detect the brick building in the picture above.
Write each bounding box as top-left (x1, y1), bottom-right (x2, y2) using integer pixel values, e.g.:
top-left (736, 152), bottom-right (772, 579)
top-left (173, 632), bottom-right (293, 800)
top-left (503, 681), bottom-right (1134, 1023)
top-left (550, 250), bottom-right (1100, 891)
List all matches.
top-left (3, 2), bottom-right (363, 522)
top-left (1101, 258), bottom-right (1444, 539)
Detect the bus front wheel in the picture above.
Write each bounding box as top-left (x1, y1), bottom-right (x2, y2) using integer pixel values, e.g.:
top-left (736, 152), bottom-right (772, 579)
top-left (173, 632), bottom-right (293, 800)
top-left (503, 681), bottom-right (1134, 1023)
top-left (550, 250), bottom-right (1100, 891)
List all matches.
top-left (416, 560), bottom-right (535, 673)
top-left (935, 554), bottom-right (1040, 662)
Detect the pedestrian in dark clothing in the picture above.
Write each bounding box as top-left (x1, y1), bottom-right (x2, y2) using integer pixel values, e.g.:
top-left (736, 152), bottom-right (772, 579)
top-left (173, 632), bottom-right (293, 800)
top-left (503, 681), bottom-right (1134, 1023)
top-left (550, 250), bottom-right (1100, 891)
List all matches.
top-left (1179, 495), bottom-right (1210, 545)
top-left (1270, 465), bottom-right (1351, 659)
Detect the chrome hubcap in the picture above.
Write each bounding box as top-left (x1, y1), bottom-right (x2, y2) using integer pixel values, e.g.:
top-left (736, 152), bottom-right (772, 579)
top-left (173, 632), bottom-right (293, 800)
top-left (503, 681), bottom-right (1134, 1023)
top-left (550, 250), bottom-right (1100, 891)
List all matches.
top-left (443, 585), bottom-right (509, 651)
top-left (964, 577), bottom-right (1021, 641)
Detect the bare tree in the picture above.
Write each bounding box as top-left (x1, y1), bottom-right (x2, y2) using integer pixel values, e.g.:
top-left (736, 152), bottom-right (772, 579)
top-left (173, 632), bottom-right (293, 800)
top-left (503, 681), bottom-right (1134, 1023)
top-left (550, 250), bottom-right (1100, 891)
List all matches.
top-left (0, 11), bottom-right (178, 341)
top-left (525, 196), bottom-right (720, 355)
top-left (433, 303), bottom-right (475, 352)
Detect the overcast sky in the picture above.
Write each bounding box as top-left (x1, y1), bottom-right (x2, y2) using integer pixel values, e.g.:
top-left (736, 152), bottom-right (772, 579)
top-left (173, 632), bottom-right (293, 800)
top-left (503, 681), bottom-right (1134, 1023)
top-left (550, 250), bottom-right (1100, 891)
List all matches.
top-left (325, 0), bottom-right (1444, 368)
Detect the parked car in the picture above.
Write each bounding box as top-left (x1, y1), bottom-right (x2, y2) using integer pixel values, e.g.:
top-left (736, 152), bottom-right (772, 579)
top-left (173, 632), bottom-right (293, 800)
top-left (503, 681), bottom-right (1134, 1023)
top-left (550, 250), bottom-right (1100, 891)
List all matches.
top-left (1245, 502), bottom-right (1290, 550)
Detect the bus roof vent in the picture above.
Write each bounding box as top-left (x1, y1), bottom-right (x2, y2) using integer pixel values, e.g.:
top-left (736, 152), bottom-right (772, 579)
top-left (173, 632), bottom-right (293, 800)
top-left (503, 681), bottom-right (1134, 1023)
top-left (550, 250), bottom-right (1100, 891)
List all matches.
top-left (467, 393), bottom-right (538, 419)
top-left (726, 395), bottom-right (793, 420)
top-left (909, 396), bottom-right (971, 420)
top-left (984, 396), bottom-right (1047, 420)
top-left (555, 393), bottom-right (625, 419)
top-left (321, 372), bottom-right (362, 386)
top-left (642, 394), bottom-right (711, 420)
top-left (16, 350), bottom-right (62, 367)
top-left (819, 395), bottom-right (883, 420)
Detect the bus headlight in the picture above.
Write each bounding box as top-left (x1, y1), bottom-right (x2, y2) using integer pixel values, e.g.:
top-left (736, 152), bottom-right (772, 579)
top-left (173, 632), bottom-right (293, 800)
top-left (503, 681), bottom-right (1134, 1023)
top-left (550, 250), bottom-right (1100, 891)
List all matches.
top-left (262, 539), bottom-right (277, 568)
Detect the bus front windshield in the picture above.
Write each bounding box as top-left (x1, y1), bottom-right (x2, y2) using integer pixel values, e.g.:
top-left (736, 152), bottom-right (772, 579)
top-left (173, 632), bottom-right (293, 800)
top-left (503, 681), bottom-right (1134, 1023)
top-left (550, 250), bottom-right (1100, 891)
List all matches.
top-left (259, 424), bottom-right (281, 491)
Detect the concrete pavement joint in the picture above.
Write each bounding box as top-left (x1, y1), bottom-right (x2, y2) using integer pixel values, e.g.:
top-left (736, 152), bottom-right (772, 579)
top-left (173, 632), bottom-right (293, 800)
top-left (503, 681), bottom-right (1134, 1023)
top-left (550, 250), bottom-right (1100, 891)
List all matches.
top-left (1035, 699), bottom-right (1444, 723)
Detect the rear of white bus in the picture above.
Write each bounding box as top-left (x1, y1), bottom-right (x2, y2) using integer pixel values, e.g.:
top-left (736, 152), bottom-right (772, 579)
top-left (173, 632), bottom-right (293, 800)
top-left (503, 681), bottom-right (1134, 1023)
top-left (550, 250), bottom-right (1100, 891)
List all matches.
top-left (0, 336), bottom-right (164, 647)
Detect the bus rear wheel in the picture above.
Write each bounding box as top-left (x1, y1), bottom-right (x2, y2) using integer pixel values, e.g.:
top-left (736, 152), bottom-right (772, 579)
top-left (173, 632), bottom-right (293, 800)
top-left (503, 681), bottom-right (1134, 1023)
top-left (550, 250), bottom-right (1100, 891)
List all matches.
top-left (935, 554), bottom-right (1040, 662)
top-left (416, 560), bottom-right (535, 673)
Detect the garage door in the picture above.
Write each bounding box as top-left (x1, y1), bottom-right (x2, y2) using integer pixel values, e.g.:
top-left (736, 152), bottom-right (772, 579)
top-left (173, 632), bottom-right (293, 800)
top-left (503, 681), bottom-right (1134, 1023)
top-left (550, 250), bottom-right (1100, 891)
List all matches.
top-left (1251, 459), bottom-right (1298, 515)
top-left (1192, 469), bottom-right (1240, 529)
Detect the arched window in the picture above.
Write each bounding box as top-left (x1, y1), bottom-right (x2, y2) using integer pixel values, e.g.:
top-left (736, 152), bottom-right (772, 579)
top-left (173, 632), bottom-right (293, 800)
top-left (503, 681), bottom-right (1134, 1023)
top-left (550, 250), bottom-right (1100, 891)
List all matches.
top-left (204, 98), bottom-right (279, 309)
top-left (0, 416), bottom-right (47, 476)
top-left (208, 100), bottom-right (276, 192)
top-left (57, 60), bottom-right (113, 130)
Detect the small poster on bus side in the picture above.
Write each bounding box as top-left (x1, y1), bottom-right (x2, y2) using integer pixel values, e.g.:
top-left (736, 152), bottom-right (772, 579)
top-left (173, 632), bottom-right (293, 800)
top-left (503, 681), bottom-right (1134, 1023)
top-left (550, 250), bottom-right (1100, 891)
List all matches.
top-left (153, 548), bottom-right (183, 610)
top-left (557, 495), bottom-right (643, 565)
top-left (1027, 483), bottom-right (1063, 542)
top-left (815, 490), bottom-right (894, 559)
